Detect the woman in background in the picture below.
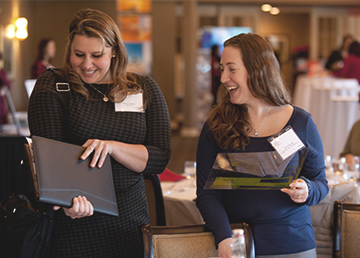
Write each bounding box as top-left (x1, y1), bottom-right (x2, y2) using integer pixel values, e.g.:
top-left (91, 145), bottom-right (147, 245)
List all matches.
top-left (196, 33), bottom-right (328, 257)
top-left (325, 34), bottom-right (354, 72)
top-left (340, 92), bottom-right (360, 168)
top-left (211, 45), bottom-right (221, 106)
top-left (31, 38), bottom-right (56, 79)
top-left (333, 41), bottom-right (360, 83)
top-left (28, 8), bottom-right (171, 257)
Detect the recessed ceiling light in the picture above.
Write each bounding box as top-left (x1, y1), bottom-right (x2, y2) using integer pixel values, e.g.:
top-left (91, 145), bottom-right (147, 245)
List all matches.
top-left (261, 4), bottom-right (272, 12)
top-left (270, 7), bottom-right (280, 15)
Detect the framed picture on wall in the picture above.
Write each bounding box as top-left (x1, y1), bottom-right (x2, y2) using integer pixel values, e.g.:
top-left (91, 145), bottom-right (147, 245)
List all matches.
top-left (263, 34), bottom-right (290, 64)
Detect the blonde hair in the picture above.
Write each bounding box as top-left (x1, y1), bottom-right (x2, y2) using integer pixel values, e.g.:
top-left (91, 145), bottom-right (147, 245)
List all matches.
top-left (61, 8), bottom-right (141, 102)
top-left (208, 33), bottom-right (291, 150)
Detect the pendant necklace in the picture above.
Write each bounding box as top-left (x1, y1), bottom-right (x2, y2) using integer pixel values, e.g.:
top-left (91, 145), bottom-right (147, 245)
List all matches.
top-left (253, 106), bottom-right (271, 136)
top-left (88, 84), bottom-right (109, 102)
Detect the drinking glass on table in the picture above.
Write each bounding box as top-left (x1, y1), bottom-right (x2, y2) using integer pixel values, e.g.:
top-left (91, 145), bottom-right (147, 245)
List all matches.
top-left (343, 156), bottom-right (360, 186)
top-left (325, 155), bottom-right (334, 179)
top-left (332, 158), bottom-right (345, 184)
top-left (325, 155), bottom-right (333, 171)
top-left (184, 161), bottom-right (196, 179)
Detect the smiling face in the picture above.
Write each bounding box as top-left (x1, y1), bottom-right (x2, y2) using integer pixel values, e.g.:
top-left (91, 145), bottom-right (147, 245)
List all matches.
top-left (70, 34), bottom-right (114, 84)
top-left (220, 46), bottom-right (255, 105)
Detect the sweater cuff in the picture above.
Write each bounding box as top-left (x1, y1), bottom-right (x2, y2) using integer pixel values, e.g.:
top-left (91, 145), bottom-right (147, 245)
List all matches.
top-left (300, 176), bottom-right (311, 196)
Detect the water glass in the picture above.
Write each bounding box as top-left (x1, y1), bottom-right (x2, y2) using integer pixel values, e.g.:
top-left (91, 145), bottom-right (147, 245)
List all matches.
top-left (332, 158), bottom-right (345, 184)
top-left (325, 155), bottom-right (333, 171)
top-left (184, 161), bottom-right (196, 179)
top-left (344, 156), bottom-right (360, 185)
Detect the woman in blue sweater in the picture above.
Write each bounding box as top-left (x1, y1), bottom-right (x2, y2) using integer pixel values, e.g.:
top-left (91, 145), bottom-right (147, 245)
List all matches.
top-left (196, 33), bottom-right (328, 258)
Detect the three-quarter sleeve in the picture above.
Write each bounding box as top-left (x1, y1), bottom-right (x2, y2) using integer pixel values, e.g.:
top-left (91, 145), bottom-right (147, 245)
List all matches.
top-left (142, 76), bottom-right (172, 174)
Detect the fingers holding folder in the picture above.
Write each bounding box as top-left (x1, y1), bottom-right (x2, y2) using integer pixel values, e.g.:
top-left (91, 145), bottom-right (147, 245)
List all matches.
top-left (54, 196), bottom-right (94, 219)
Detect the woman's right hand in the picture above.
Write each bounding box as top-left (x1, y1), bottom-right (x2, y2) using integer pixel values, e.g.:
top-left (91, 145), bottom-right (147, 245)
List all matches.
top-left (218, 237), bottom-right (232, 258)
top-left (53, 196), bottom-right (94, 219)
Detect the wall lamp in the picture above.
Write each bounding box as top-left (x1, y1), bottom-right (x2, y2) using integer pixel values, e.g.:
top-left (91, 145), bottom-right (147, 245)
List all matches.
top-left (6, 17), bottom-right (28, 40)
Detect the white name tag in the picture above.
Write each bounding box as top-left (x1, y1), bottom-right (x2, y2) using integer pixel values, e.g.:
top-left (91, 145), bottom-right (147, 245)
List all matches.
top-left (115, 92), bottom-right (144, 113)
top-left (267, 126), bottom-right (305, 160)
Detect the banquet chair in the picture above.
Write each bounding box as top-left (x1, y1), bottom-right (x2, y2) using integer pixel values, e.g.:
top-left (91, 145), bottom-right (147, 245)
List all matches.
top-left (24, 79), bottom-right (36, 98)
top-left (141, 222), bottom-right (255, 258)
top-left (333, 201), bottom-right (360, 258)
top-left (144, 173), bottom-right (166, 226)
top-left (2, 86), bottom-right (27, 135)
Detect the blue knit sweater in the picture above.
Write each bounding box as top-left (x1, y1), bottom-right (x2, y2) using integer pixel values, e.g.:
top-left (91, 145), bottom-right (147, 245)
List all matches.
top-left (196, 106), bottom-right (328, 255)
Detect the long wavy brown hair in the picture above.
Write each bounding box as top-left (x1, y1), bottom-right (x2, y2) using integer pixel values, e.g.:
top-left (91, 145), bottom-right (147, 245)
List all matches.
top-left (208, 33), bottom-right (291, 151)
top-left (60, 8), bottom-right (143, 103)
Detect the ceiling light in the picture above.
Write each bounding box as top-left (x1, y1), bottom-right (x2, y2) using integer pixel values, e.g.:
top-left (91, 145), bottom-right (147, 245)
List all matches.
top-left (270, 7), bottom-right (280, 15)
top-left (261, 4), bottom-right (272, 12)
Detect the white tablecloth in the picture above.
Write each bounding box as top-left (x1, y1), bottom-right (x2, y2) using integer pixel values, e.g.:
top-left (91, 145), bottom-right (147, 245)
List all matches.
top-left (161, 178), bottom-right (204, 226)
top-left (293, 75), bottom-right (360, 159)
top-left (161, 174), bottom-right (360, 258)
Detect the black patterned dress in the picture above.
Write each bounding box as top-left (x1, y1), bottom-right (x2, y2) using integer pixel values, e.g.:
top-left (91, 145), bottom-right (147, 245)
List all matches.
top-left (28, 70), bottom-right (171, 257)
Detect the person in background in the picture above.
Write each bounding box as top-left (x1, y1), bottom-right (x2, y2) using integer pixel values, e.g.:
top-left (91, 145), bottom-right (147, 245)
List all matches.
top-left (325, 34), bottom-right (354, 72)
top-left (0, 53), bottom-right (11, 126)
top-left (28, 8), bottom-right (171, 257)
top-left (196, 33), bottom-right (328, 257)
top-left (340, 92), bottom-right (360, 168)
top-left (211, 45), bottom-right (221, 106)
top-left (31, 38), bottom-right (56, 79)
top-left (332, 40), bottom-right (360, 83)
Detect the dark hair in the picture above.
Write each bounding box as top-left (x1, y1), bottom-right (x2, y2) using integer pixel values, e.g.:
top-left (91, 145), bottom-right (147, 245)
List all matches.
top-left (207, 33), bottom-right (291, 150)
top-left (349, 41), bottom-right (360, 57)
top-left (61, 8), bottom-right (142, 103)
top-left (36, 38), bottom-right (53, 61)
top-left (211, 45), bottom-right (219, 56)
top-left (341, 34), bottom-right (355, 49)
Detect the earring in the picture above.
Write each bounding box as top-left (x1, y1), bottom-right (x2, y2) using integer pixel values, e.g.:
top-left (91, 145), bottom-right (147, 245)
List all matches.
top-left (112, 54), bottom-right (115, 58)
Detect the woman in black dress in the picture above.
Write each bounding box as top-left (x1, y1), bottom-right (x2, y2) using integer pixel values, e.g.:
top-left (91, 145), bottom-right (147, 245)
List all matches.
top-left (28, 8), bottom-right (171, 257)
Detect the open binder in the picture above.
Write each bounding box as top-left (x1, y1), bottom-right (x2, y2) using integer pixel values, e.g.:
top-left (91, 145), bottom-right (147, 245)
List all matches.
top-left (25, 136), bottom-right (119, 216)
top-left (204, 147), bottom-right (308, 190)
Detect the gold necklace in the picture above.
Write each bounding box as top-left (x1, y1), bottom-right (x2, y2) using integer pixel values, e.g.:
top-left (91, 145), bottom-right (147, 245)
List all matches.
top-left (253, 106), bottom-right (271, 136)
top-left (88, 84), bottom-right (109, 102)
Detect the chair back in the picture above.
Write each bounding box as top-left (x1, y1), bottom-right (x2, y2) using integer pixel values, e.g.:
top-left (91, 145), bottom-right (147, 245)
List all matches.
top-left (141, 222), bottom-right (255, 258)
top-left (2, 86), bottom-right (22, 134)
top-left (333, 201), bottom-right (360, 258)
top-left (143, 174), bottom-right (166, 226)
top-left (24, 79), bottom-right (36, 98)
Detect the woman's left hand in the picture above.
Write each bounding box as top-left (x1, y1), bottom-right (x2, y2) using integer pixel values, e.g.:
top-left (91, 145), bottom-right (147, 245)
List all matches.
top-left (81, 139), bottom-right (114, 168)
top-left (281, 179), bottom-right (309, 203)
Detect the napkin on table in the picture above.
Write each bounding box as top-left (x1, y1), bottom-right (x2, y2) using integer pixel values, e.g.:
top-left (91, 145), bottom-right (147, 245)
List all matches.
top-left (159, 168), bottom-right (185, 182)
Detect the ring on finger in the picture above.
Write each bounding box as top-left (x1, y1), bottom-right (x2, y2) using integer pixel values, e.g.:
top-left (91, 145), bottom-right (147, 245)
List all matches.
top-left (298, 195), bottom-right (301, 200)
